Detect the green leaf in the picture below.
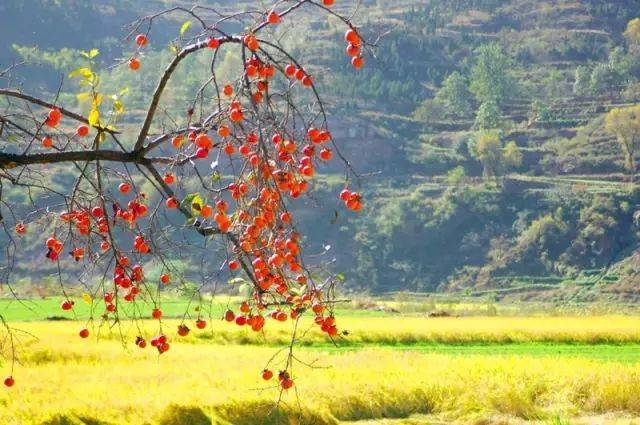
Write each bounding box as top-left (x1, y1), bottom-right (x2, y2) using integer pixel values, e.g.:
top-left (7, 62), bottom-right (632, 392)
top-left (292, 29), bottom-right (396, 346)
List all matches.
top-left (168, 43), bottom-right (179, 54)
top-left (185, 217), bottom-right (196, 226)
top-left (335, 273), bottom-right (345, 281)
top-left (113, 99), bottom-right (124, 114)
top-left (211, 171), bottom-right (221, 182)
top-left (181, 193), bottom-right (197, 206)
top-left (179, 20), bottom-right (192, 37)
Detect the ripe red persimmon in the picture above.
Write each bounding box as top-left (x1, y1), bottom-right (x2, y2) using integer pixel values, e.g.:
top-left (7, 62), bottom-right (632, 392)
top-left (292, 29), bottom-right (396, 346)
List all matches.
top-left (91, 206), bottom-right (103, 217)
top-left (301, 75), bottom-right (313, 87)
top-left (320, 148), bottom-right (333, 160)
top-left (345, 29), bottom-right (360, 45)
top-left (196, 147), bottom-right (209, 158)
top-left (79, 328), bottom-right (89, 338)
top-left (129, 58), bottom-right (140, 71)
top-left (48, 108), bottom-right (62, 123)
top-left (4, 376), bottom-right (14, 387)
top-left (118, 182), bottom-right (131, 194)
top-left (284, 64), bottom-right (296, 77)
top-left (200, 204), bottom-right (213, 218)
top-left (230, 109), bottom-right (243, 122)
top-left (244, 34), bottom-right (259, 51)
top-left (76, 125), bottom-right (89, 137)
top-left (160, 273), bottom-right (170, 285)
top-left (15, 223), bottom-right (26, 234)
top-left (207, 38), bottom-right (220, 49)
top-left (135, 34), bottom-right (148, 46)
top-left (262, 369), bottom-right (273, 380)
top-left (267, 10), bottom-right (281, 24)
top-left (152, 308), bottom-right (162, 319)
top-left (312, 302), bottom-right (324, 314)
top-left (195, 319), bottom-right (206, 329)
top-left (346, 43), bottom-right (361, 57)
top-left (172, 135), bottom-right (183, 148)
top-left (224, 310), bottom-right (235, 322)
top-left (166, 197), bottom-right (179, 209)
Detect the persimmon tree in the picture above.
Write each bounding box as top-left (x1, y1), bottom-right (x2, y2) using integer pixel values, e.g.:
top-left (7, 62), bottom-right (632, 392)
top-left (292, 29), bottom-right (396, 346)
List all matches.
top-left (0, 0), bottom-right (369, 392)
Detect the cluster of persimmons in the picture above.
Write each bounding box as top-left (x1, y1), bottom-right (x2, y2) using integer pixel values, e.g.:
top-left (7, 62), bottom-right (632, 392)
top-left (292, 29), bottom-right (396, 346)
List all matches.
top-left (6, 1), bottom-right (365, 391)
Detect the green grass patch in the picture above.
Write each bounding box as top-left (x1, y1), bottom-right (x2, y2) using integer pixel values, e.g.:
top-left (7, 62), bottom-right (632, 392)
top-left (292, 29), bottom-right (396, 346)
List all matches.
top-left (304, 342), bottom-right (640, 363)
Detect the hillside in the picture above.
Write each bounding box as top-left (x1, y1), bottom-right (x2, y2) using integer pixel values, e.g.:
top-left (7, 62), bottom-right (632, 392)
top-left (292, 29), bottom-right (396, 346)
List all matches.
top-left (3, 0), bottom-right (640, 302)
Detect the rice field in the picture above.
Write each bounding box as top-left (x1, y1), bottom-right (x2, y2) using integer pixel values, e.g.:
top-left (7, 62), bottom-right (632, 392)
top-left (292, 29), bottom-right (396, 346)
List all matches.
top-left (2, 300), bottom-right (640, 424)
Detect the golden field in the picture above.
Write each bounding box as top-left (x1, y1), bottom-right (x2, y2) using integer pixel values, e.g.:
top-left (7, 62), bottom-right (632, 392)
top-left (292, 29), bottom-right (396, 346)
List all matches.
top-left (1, 315), bottom-right (640, 424)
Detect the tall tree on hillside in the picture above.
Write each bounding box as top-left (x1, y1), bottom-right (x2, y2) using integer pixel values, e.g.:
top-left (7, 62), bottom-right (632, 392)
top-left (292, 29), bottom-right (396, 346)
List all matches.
top-left (604, 105), bottom-right (640, 178)
top-left (469, 42), bottom-right (517, 105)
top-left (474, 100), bottom-right (502, 130)
top-left (624, 17), bottom-right (640, 47)
top-left (504, 141), bottom-right (523, 169)
top-left (573, 65), bottom-right (592, 96)
top-left (435, 71), bottom-right (474, 118)
top-left (471, 132), bottom-right (522, 178)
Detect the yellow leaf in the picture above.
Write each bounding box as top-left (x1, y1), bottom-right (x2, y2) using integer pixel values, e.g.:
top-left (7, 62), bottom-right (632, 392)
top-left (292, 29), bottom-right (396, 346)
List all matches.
top-left (98, 132), bottom-right (107, 143)
top-left (88, 108), bottom-right (100, 127)
top-left (69, 67), bottom-right (93, 79)
top-left (82, 293), bottom-right (93, 304)
top-left (191, 194), bottom-right (203, 216)
top-left (180, 20), bottom-right (192, 37)
top-left (89, 48), bottom-right (99, 59)
top-left (76, 92), bottom-right (92, 102)
top-left (168, 43), bottom-right (179, 54)
top-left (93, 93), bottom-right (103, 107)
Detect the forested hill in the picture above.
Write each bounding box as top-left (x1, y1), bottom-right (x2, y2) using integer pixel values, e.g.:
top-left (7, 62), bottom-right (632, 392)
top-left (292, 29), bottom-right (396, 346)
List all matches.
top-left (4, 0), bottom-right (640, 302)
